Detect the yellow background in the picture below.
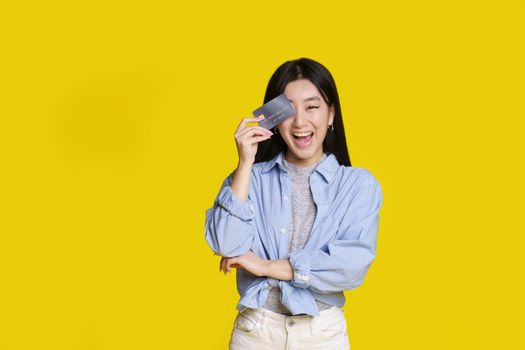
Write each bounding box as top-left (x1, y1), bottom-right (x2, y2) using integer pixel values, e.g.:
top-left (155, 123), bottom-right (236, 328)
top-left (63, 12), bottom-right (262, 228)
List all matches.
top-left (1, 0), bottom-right (524, 349)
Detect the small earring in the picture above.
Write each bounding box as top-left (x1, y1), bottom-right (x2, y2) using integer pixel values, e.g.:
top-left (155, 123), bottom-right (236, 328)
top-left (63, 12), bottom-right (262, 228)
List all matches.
top-left (274, 127), bottom-right (279, 134)
top-left (329, 124), bottom-right (334, 131)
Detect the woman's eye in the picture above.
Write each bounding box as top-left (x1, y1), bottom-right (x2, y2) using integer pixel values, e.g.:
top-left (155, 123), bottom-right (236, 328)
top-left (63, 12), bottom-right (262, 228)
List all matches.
top-left (307, 106), bottom-right (320, 110)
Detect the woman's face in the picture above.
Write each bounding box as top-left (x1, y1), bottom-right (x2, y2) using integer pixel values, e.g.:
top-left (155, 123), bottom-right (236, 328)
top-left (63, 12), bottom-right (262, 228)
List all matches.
top-left (279, 78), bottom-right (335, 167)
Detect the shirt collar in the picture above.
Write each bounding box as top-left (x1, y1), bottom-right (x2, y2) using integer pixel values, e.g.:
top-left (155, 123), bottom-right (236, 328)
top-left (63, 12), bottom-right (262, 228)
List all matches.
top-left (261, 150), bottom-right (340, 183)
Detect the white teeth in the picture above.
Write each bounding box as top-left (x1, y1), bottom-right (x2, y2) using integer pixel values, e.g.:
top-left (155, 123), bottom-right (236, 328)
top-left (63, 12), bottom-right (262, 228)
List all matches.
top-left (292, 132), bottom-right (313, 137)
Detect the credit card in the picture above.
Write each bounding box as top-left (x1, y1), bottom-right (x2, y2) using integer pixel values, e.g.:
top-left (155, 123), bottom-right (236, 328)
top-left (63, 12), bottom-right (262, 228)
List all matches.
top-left (252, 93), bottom-right (295, 130)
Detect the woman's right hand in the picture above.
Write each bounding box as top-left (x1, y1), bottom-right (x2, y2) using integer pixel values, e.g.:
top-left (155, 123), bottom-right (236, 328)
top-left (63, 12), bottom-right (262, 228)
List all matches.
top-left (234, 115), bottom-right (273, 165)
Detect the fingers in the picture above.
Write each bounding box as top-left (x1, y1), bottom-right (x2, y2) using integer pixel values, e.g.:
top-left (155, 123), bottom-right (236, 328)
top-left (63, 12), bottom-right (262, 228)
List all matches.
top-left (225, 258), bottom-right (233, 273)
top-left (235, 127), bottom-right (273, 148)
top-left (219, 256), bottom-right (244, 276)
top-left (249, 134), bottom-right (272, 145)
top-left (235, 125), bottom-right (273, 140)
top-left (225, 257), bottom-right (240, 274)
top-left (234, 115), bottom-right (266, 135)
top-left (220, 257), bottom-right (236, 275)
top-left (224, 259), bottom-right (230, 275)
top-left (220, 257), bottom-right (227, 274)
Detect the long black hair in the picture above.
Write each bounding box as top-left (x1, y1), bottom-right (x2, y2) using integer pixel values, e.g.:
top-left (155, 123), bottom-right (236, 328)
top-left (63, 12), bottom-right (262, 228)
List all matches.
top-left (254, 58), bottom-right (351, 166)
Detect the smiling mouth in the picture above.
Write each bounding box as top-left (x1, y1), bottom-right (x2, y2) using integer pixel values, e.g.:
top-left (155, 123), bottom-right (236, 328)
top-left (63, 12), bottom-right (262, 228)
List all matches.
top-left (292, 131), bottom-right (314, 139)
top-left (292, 132), bottom-right (314, 146)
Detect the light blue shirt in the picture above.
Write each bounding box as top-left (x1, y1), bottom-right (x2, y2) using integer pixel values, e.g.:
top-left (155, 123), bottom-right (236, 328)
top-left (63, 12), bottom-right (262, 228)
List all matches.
top-left (204, 150), bottom-right (383, 316)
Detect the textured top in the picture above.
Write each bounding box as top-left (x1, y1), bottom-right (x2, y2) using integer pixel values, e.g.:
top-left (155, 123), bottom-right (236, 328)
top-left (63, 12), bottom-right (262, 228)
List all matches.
top-left (262, 153), bottom-right (333, 315)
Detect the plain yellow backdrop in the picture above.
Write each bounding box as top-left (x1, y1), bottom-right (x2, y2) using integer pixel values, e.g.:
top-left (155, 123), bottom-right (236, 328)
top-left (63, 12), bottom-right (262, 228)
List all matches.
top-left (1, 0), bottom-right (524, 349)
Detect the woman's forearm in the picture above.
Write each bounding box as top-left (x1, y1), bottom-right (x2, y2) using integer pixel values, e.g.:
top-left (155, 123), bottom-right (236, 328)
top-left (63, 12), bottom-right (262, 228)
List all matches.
top-left (230, 161), bottom-right (252, 201)
top-left (265, 259), bottom-right (293, 281)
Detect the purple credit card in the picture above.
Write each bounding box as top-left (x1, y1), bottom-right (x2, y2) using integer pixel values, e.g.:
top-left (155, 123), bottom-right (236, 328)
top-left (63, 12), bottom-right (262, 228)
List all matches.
top-left (252, 93), bottom-right (295, 130)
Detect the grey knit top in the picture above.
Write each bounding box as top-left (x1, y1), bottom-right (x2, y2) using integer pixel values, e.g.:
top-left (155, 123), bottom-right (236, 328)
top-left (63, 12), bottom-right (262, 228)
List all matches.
top-left (262, 152), bottom-right (333, 315)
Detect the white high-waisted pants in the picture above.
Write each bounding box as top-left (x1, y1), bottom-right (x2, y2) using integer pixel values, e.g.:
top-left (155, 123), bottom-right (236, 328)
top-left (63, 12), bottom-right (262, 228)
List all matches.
top-left (228, 306), bottom-right (350, 350)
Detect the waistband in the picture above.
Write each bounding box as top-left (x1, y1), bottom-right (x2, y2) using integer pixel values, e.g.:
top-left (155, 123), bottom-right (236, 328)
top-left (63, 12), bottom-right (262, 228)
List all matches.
top-left (241, 305), bottom-right (344, 332)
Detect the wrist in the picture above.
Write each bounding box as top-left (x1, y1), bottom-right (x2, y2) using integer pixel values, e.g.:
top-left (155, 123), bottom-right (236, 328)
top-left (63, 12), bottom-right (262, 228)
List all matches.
top-left (237, 157), bottom-right (253, 168)
top-left (264, 259), bottom-right (274, 277)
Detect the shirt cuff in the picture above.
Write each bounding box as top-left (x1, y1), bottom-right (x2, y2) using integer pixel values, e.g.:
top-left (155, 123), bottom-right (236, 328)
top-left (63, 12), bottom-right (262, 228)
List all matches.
top-left (289, 249), bottom-right (317, 289)
top-left (217, 185), bottom-right (255, 221)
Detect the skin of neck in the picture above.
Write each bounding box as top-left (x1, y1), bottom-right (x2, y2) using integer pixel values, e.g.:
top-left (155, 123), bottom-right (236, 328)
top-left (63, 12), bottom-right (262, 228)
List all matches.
top-left (284, 147), bottom-right (325, 168)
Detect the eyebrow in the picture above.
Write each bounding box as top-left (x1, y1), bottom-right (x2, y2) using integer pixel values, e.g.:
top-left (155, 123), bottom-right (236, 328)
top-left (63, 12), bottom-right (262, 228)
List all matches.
top-left (288, 96), bottom-right (321, 103)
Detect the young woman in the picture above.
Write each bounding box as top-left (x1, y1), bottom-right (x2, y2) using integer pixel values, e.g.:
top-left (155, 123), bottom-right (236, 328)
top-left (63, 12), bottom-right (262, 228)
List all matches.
top-left (204, 57), bottom-right (383, 349)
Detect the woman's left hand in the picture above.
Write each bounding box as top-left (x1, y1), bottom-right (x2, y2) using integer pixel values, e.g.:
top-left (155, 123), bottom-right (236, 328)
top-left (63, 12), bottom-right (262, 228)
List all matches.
top-left (219, 250), bottom-right (269, 277)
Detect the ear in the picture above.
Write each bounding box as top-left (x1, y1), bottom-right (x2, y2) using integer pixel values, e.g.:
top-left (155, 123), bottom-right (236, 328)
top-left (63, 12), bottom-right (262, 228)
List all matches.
top-left (329, 105), bottom-right (335, 124)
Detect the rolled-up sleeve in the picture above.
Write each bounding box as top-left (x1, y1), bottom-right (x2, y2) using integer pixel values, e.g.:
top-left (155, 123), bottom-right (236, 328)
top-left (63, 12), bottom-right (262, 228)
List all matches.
top-left (204, 171), bottom-right (257, 258)
top-left (288, 180), bottom-right (383, 293)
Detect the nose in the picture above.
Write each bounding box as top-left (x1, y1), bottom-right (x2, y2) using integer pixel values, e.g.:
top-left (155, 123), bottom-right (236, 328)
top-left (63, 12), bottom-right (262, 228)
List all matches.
top-left (292, 108), bottom-right (308, 128)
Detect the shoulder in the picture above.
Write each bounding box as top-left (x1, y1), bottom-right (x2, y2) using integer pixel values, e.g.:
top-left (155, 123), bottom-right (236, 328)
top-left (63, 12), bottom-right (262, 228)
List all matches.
top-left (251, 161), bottom-right (267, 179)
top-left (224, 161), bottom-right (269, 185)
top-left (252, 156), bottom-right (281, 176)
top-left (252, 161), bottom-right (267, 172)
top-left (339, 165), bottom-right (381, 189)
top-left (338, 166), bottom-right (383, 210)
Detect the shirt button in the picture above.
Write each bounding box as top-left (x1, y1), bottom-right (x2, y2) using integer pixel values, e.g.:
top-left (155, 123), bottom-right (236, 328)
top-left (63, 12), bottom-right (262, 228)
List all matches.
top-left (280, 228), bottom-right (286, 234)
top-left (283, 195), bottom-right (289, 202)
top-left (288, 320), bottom-right (295, 326)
